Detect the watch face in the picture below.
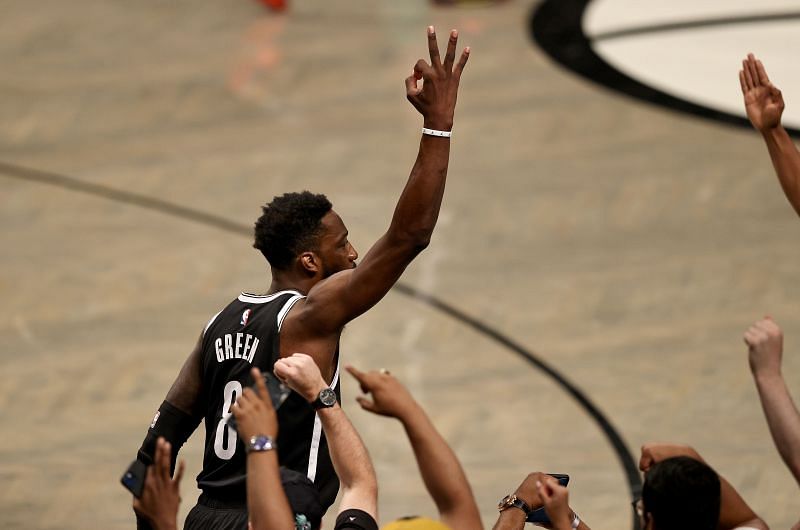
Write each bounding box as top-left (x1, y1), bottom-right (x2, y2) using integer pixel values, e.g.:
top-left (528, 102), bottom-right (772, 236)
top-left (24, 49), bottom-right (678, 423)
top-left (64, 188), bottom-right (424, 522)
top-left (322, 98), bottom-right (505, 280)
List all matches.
top-left (319, 388), bottom-right (336, 406)
top-left (250, 435), bottom-right (274, 452)
top-left (498, 494), bottom-right (515, 510)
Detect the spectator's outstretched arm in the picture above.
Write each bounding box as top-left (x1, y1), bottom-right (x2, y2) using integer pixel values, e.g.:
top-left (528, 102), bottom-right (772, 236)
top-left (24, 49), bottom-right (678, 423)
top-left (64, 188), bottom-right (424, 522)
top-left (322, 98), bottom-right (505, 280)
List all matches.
top-left (740, 53), bottom-right (800, 216)
top-left (640, 444), bottom-right (768, 530)
top-left (744, 317), bottom-right (800, 485)
top-left (132, 437), bottom-right (184, 530)
top-left (275, 354), bottom-right (378, 519)
top-left (231, 367), bottom-right (293, 530)
top-left (346, 365), bottom-right (482, 530)
top-left (491, 473), bottom-right (589, 530)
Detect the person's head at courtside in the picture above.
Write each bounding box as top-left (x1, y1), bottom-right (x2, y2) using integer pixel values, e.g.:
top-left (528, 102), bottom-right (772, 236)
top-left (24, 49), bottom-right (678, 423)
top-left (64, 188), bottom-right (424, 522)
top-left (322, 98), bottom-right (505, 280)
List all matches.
top-left (254, 191), bottom-right (358, 281)
top-left (280, 467), bottom-right (325, 530)
top-left (639, 456), bottom-right (720, 530)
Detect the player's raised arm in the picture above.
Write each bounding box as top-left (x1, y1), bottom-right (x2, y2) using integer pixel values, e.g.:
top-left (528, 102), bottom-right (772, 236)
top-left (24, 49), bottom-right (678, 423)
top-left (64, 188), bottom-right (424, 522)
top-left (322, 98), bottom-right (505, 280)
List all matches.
top-left (740, 53), bottom-right (800, 217)
top-left (294, 27), bottom-right (470, 337)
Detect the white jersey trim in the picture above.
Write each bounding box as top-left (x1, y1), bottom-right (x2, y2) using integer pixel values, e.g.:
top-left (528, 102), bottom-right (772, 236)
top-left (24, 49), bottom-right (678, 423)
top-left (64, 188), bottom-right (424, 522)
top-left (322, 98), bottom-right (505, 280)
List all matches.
top-left (307, 360), bottom-right (340, 482)
top-left (238, 290), bottom-right (302, 304)
top-left (203, 310), bottom-right (223, 337)
top-left (277, 294), bottom-right (305, 331)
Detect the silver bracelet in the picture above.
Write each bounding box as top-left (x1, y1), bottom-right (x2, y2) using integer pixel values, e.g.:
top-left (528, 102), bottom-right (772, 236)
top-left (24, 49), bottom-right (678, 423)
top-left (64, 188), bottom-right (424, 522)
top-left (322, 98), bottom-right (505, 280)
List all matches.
top-left (422, 127), bottom-right (452, 138)
top-left (571, 512), bottom-right (580, 529)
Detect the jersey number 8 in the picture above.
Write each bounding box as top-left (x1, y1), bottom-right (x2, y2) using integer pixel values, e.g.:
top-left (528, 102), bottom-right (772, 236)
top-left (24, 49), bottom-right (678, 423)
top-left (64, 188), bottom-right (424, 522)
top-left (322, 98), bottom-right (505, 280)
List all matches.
top-left (214, 380), bottom-right (242, 460)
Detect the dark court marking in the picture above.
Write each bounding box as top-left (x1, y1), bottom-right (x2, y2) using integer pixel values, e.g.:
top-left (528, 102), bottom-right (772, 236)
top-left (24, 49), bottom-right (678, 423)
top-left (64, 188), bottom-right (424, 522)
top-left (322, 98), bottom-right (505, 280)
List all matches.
top-left (530, 0), bottom-right (800, 138)
top-left (593, 11), bottom-right (800, 42)
top-left (2, 160), bottom-right (642, 525)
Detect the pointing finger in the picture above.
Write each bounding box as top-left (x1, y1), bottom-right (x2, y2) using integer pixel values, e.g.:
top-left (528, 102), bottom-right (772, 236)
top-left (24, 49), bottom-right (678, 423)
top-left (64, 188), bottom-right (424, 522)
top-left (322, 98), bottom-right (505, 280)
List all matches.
top-left (252, 368), bottom-right (271, 406)
top-left (739, 70), bottom-right (747, 94)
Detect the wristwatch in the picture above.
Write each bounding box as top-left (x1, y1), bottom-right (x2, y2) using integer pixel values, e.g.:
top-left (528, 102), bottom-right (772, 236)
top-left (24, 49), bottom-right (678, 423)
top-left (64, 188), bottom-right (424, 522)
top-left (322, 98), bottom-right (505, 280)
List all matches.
top-left (497, 494), bottom-right (531, 515)
top-left (246, 435), bottom-right (276, 453)
top-left (311, 387), bottom-right (337, 409)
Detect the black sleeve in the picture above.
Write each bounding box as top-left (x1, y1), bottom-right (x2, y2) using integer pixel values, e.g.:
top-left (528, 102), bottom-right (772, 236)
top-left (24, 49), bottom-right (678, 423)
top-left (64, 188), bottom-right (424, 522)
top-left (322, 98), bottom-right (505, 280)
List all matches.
top-left (334, 509), bottom-right (379, 530)
top-left (133, 400), bottom-right (201, 530)
top-left (136, 400), bottom-right (201, 471)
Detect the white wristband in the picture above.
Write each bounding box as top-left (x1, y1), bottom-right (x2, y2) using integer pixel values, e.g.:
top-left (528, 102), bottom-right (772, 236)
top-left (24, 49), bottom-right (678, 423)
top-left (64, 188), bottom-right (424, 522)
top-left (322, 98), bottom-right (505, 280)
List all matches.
top-left (422, 127), bottom-right (452, 138)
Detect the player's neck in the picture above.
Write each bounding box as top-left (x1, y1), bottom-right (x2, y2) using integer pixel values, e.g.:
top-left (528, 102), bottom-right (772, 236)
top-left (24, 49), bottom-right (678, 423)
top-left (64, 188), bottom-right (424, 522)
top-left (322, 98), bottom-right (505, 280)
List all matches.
top-left (267, 269), bottom-right (316, 296)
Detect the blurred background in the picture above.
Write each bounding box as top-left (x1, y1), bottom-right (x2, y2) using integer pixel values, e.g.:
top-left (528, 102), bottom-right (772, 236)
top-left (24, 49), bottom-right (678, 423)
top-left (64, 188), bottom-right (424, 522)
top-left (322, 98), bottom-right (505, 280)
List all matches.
top-left (1, 0), bottom-right (799, 528)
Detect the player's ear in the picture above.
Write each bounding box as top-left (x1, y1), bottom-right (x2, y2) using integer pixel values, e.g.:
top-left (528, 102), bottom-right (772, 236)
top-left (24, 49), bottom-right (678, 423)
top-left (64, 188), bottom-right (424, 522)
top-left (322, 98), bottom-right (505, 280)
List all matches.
top-left (299, 252), bottom-right (319, 274)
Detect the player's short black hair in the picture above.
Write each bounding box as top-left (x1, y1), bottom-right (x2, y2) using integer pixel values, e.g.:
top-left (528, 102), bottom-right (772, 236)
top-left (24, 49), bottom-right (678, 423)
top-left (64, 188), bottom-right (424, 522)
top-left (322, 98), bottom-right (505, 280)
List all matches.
top-left (253, 191), bottom-right (332, 270)
top-left (642, 456), bottom-right (721, 530)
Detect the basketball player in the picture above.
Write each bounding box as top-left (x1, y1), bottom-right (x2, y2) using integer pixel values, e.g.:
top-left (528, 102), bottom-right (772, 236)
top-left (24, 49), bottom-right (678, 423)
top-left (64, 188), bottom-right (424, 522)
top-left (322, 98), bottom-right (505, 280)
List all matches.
top-left (131, 26), bottom-right (470, 529)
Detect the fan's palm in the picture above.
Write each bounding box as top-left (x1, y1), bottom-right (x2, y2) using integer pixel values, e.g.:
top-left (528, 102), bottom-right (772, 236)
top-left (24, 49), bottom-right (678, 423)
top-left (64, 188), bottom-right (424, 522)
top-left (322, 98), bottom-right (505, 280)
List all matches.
top-left (745, 86), bottom-right (784, 131)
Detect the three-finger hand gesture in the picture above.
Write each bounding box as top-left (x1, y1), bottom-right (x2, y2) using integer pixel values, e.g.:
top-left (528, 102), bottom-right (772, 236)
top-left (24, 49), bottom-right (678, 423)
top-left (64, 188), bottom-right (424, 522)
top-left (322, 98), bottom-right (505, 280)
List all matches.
top-left (740, 53), bottom-right (785, 133)
top-left (345, 365), bottom-right (416, 419)
top-left (406, 26), bottom-right (470, 131)
top-left (743, 316), bottom-right (784, 378)
top-left (273, 353), bottom-right (327, 403)
top-left (231, 367), bottom-right (278, 440)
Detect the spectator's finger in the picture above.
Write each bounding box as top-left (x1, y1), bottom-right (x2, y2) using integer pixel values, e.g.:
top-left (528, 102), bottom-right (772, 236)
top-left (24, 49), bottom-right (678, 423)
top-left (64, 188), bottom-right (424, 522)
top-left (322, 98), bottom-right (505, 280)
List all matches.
top-left (742, 60), bottom-right (754, 89)
top-left (346, 364), bottom-right (366, 383)
top-left (355, 395), bottom-right (378, 414)
top-left (747, 54), bottom-right (761, 85)
top-left (251, 368), bottom-right (271, 405)
top-left (756, 59), bottom-right (770, 84)
top-left (158, 439), bottom-right (172, 480)
top-left (173, 459), bottom-right (186, 485)
top-left (273, 359), bottom-right (290, 380)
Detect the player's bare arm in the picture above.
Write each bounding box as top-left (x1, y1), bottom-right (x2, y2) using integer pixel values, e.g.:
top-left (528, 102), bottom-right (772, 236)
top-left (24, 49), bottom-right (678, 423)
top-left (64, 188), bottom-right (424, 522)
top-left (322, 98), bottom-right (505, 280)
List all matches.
top-left (136, 332), bottom-right (203, 475)
top-left (281, 27), bottom-right (471, 371)
top-left (740, 53), bottom-right (800, 217)
top-left (164, 333), bottom-right (204, 415)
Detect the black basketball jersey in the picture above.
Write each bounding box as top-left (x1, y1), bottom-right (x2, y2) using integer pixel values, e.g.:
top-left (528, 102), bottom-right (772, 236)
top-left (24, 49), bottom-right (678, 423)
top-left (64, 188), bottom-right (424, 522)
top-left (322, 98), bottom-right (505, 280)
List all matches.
top-left (195, 290), bottom-right (341, 509)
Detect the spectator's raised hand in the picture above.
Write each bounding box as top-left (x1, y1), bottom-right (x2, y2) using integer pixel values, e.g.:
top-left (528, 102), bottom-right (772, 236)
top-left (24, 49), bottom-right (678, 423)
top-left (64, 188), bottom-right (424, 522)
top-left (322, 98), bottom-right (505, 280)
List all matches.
top-left (345, 365), bottom-right (417, 419)
top-left (132, 437), bottom-right (184, 530)
top-left (744, 316), bottom-right (784, 379)
top-left (231, 367), bottom-right (278, 441)
top-left (406, 26), bottom-right (470, 131)
top-left (536, 476), bottom-right (573, 530)
top-left (740, 53), bottom-right (785, 133)
top-left (273, 353), bottom-right (328, 403)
